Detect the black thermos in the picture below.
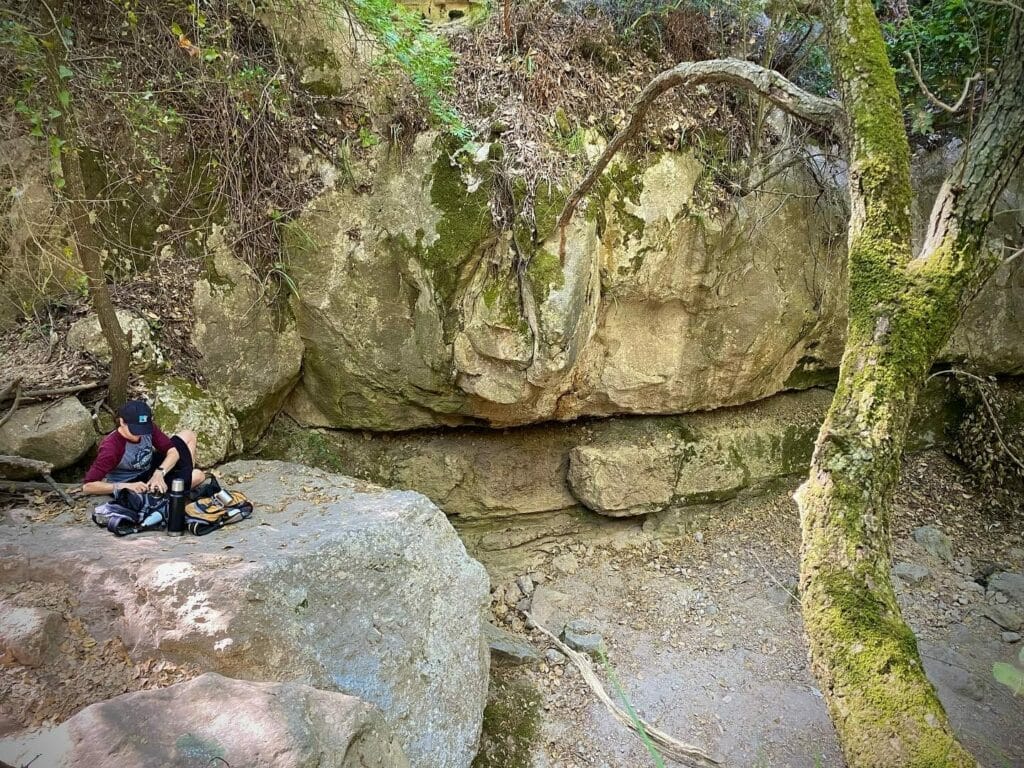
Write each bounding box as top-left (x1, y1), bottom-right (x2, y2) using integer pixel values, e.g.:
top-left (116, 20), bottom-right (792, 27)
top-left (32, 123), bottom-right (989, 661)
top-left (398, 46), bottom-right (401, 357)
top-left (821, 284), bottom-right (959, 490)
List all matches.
top-left (167, 478), bottom-right (186, 536)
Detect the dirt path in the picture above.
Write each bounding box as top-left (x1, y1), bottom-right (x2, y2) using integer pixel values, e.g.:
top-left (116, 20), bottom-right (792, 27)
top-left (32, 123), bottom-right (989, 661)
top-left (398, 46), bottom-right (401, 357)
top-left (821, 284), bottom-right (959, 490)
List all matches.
top-left (480, 451), bottom-right (1024, 767)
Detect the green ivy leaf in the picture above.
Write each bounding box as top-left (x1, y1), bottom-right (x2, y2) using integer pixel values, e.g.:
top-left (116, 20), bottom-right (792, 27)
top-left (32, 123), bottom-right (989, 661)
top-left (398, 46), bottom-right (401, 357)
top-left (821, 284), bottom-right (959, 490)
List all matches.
top-left (57, 89), bottom-right (70, 109)
top-left (58, 65), bottom-right (73, 80)
top-left (993, 662), bottom-right (1024, 695)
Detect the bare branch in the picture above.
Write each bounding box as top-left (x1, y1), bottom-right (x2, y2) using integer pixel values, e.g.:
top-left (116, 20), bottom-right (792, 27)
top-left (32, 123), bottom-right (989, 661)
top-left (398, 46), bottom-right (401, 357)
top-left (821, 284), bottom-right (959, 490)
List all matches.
top-left (528, 614), bottom-right (721, 768)
top-left (555, 58), bottom-right (842, 243)
top-left (903, 50), bottom-right (984, 114)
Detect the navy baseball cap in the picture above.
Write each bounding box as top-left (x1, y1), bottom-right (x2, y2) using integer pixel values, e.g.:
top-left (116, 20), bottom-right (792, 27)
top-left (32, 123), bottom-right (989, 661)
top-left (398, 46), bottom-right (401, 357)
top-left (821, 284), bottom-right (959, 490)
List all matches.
top-left (119, 400), bottom-right (154, 436)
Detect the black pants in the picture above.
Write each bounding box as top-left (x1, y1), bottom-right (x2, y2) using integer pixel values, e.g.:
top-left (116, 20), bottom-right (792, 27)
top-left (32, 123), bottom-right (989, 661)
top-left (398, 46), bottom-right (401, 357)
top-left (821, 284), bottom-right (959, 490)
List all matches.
top-left (130, 435), bottom-right (195, 487)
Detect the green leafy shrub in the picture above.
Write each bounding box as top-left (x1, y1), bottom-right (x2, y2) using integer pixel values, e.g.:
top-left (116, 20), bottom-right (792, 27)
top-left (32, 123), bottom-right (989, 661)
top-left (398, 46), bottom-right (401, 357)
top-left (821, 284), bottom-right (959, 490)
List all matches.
top-left (880, 0), bottom-right (1010, 135)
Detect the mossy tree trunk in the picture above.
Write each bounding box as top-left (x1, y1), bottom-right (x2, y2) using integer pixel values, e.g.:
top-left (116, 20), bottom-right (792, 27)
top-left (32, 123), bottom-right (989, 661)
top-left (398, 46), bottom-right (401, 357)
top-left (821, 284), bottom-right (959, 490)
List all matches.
top-left (795, 4), bottom-right (1024, 766)
top-left (558, 6), bottom-right (1023, 761)
top-left (40, 0), bottom-right (131, 408)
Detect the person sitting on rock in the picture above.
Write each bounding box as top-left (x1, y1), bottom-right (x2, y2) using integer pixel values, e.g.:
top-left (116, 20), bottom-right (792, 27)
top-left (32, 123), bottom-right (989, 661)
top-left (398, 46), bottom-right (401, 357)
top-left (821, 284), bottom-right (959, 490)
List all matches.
top-left (82, 400), bottom-right (205, 496)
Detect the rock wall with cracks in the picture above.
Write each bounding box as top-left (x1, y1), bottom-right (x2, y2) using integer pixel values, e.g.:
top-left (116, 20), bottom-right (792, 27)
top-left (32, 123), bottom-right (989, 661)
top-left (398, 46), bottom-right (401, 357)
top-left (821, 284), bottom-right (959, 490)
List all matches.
top-left (282, 134), bottom-right (1024, 432)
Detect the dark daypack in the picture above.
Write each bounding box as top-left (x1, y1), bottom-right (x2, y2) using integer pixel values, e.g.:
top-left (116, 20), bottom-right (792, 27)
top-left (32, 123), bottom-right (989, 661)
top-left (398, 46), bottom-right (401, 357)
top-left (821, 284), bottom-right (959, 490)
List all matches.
top-left (92, 478), bottom-right (252, 537)
top-left (92, 489), bottom-right (168, 536)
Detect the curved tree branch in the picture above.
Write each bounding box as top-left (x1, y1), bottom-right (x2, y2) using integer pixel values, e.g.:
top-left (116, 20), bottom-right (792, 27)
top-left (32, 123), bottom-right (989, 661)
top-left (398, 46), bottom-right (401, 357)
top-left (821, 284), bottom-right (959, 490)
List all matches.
top-left (555, 58), bottom-right (843, 241)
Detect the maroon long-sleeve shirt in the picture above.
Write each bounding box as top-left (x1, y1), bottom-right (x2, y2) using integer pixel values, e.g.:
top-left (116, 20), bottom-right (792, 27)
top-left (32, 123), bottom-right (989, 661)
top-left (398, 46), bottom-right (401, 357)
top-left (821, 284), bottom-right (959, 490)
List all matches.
top-left (83, 427), bottom-right (175, 483)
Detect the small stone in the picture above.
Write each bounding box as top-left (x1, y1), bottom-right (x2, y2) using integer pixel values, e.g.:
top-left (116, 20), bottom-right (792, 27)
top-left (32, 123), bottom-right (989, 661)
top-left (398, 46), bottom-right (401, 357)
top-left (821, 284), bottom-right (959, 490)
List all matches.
top-left (516, 596), bottom-right (533, 614)
top-left (544, 648), bottom-right (566, 665)
top-left (562, 619), bottom-right (605, 656)
top-left (912, 526), bottom-right (953, 563)
top-left (893, 561), bottom-right (931, 585)
top-left (483, 622), bottom-right (541, 666)
top-left (0, 604), bottom-right (61, 667)
top-left (1009, 548), bottom-right (1024, 561)
top-left (984, 605), bottom-right (1023, 632)
top-left (1001, 632), bottom-right (1021, 643)
top-left (552, 553), bottom-right (580, 575)
top-left (694, 531), bottom-right (705, 545)
top-left (516, 575), bottom-right (535, 598)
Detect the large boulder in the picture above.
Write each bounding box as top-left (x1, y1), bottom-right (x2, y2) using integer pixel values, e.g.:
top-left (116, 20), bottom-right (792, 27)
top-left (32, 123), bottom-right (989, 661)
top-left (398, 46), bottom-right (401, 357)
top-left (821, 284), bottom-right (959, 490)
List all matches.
top-left (148, 376), bottom-right (240, 465)
top-left (284, 138), bottom-right (1023, 431)
top-left (0, 461), bottom-right (490, 768)
top-left (192, 228), bottom-right (303, 443)
top-left (0, 673), bottom-right (409, 768)
top-left (567, 397), bottom-right (821, 517)
top-left (0, 397), bottom-right (95, 470)
top-left (285, 142), bottom-right (846, 430)
top-left (66, 309), bottom-right (164, 372)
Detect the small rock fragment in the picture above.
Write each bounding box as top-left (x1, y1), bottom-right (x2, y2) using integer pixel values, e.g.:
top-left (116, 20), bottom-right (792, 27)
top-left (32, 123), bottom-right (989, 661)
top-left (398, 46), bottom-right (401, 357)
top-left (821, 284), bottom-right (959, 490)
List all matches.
top-left (483, 622), bottom-right (541, 666)
top-left (544, 648), bottom-right (566, 666)
top-left (912, 526), bottom-right (953, 563)
top-left (562, 619), bottom-right (605, 656)
top-left (516, 575), bottom-right (535, 598)
top-left (1001, 632), bottom-right (1021, 644)
top-left (893, 561), bottom-right (931, 586)
top-left (0, 605), bottom-right (61, 667)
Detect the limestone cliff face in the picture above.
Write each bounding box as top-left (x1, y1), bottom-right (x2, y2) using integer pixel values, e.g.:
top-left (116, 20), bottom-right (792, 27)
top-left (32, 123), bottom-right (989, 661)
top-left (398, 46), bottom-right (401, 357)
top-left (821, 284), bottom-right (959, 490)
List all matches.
top-left (284, 134), bottom-right (1022, 431)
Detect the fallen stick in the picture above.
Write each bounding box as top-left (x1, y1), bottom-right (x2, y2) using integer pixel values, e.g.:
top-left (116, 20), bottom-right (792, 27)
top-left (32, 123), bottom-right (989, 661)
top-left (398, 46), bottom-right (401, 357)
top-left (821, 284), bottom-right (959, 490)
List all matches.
top-left (526, 614), bottom-right (721, 768)
top-left (0, 479), bottom-right (81, 503)
top-left (0, 381), bottom-right (106, 405)
top-left (0, 381), bottom-right (22, 430)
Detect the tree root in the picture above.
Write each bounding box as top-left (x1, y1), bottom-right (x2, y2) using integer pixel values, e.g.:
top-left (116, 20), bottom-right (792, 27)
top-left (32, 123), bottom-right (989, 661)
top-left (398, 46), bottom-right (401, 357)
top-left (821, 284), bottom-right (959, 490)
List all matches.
top-left (527, 614), bottom-right (721, 768)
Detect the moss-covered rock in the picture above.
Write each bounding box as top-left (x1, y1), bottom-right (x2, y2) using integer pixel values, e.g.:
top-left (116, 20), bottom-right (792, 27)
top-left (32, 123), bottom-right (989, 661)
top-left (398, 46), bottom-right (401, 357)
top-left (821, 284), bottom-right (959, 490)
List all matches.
top-left (192, 227), bottom-right (302, 444)
top-left (282, 132), bottom-right (1021, 430)
top-left (0, 137), bottom-right (81, 331)
top-left (149, 376), bottom-right (239, 466)
top-left (66, 310), bottom-right (165, 372)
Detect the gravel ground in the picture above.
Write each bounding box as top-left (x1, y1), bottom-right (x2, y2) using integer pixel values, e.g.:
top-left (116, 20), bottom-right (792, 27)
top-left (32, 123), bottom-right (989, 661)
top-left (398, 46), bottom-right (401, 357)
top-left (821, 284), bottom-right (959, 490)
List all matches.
top-left (481, 450), bottom-right (1024, 768)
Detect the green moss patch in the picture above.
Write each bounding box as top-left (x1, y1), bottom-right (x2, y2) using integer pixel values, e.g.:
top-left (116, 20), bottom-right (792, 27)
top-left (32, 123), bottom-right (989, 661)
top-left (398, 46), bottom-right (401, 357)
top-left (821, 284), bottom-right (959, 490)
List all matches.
top-left (471, 671), bottom-right (542, 768)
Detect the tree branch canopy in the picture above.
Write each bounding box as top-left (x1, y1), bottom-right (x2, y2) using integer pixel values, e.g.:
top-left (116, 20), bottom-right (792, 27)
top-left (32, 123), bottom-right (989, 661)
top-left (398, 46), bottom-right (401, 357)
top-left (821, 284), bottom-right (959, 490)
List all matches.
top-left (555, 58), bottom-right (842, 238)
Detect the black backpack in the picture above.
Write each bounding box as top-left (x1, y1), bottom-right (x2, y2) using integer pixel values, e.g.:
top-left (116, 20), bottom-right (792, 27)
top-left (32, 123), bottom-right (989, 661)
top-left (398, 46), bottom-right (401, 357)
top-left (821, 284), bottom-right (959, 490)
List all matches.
top-left (91, 478), bottom-right (251, 537)
top-left (92, 489), bottom-right (168, 536)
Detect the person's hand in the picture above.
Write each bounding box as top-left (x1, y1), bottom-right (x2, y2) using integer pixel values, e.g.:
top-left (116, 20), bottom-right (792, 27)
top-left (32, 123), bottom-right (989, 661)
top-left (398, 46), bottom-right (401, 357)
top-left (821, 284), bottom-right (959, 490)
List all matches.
top-left (147, 474), bottom-right (168, 494)
top-left (122, 481), bottom-right (149, 494)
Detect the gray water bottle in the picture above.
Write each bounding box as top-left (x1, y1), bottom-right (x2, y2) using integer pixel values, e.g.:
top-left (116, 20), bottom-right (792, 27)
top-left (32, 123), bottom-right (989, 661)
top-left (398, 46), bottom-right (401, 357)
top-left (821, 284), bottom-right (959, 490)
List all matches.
top-left (167, 478), bottom-right (187, 537)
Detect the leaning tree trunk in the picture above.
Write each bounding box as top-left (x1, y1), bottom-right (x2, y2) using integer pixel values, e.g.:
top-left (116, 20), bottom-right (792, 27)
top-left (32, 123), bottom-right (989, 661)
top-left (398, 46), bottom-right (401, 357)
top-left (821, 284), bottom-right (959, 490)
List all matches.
top-left (795, 5), bottom-right (1024, 766)
top-left (41, 1), bottom-right (131, 409)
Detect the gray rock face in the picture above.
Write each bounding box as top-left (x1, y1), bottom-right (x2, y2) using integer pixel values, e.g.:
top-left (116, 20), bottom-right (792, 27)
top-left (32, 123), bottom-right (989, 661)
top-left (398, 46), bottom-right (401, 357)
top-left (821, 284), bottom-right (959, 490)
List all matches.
top-left (990, 572), bottom-right (1024, 605)
top-left (912, 526), bottom-right (954, 563)
top-left (0, 461), bottom-right (490, 768)
top-left (0, 673), bottom-right (409, 768)
top-left (191, 227), bottom-right (303, 444)
top-left (66, 309), bottom-right (164, 371)
top-left (0, 137), bottom-right (79, 332)
top-left (0, 397), bottom-right (95, 470)
top-left (984, 605), bottom-right (1023, 632)
top-left (566, 397), bottom-right (821, 516)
